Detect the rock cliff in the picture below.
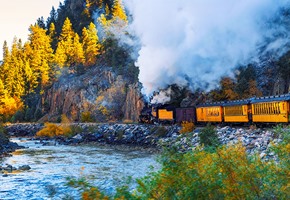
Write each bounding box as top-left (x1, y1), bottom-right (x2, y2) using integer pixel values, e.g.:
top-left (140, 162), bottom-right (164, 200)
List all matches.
top-left (40, 66), bottom-right (143, 122)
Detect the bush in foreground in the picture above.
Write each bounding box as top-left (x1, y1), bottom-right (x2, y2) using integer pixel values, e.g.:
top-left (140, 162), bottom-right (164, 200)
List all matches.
top-left (68, 140), bottom-right (289, 199)
top-left (36, 115), bottom-right (72, 137)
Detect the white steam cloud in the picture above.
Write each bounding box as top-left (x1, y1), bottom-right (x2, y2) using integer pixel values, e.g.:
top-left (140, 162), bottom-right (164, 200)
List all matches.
top-left (124, 0), bottom-right (290, 96)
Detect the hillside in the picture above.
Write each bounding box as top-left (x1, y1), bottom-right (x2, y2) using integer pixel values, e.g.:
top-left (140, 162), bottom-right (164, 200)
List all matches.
top-left (0, 0), bottom-right (142, 122)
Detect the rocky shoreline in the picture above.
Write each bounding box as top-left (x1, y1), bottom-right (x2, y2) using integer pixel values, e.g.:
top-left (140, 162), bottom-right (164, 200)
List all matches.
top-left (2, 123), bottom-right (284, 161)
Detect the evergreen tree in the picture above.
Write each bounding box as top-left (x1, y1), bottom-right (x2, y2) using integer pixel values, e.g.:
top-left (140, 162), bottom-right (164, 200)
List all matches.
top-left (46, 6), bottom-right (57, 29)
top-left (2, 41), bottom-right (9, 61)
top-left (36, 16), bottom-right (46, 29)
top-left (277, 50), bottom-right (290, 93)
top-left (235, 65), bottom-right (261, 98)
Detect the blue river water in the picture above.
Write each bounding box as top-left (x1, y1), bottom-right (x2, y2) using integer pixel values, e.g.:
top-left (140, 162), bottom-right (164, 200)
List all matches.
top-left (0, 138), bottom-right (159, 200)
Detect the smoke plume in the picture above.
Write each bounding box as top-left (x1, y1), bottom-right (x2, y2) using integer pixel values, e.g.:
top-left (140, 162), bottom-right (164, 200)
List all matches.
top-left (124, 0), bottom-right (290, 97)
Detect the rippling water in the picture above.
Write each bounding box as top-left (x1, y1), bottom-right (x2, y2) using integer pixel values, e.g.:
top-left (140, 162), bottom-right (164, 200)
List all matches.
top-left (0, 138), bottom-right (159, 200)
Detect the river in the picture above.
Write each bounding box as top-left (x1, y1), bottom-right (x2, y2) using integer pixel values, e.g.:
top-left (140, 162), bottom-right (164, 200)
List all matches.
top-left (0, 138), bottom-right (160, 199)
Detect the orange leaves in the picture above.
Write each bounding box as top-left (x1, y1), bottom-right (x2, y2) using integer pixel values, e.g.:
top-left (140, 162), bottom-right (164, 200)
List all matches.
top-left (179, 121), bottom-right (195, 134)
top-left (36, 122), bottom-right (71, 137)
top-left (82, 187), bottom-right (109, 200)
top-left (36, 115), bottom-right (72, 137)
top-left (0, 96), bottom-right (23, 121)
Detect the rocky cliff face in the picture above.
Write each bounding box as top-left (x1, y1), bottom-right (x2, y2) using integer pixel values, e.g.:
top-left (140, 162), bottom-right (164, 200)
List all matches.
top-left (40, 66), bottom-right (143, 122)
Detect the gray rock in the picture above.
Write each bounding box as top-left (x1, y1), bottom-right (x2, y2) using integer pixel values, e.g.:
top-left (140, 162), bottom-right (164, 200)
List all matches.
top-left (18, 165), bottom-right (31, 171)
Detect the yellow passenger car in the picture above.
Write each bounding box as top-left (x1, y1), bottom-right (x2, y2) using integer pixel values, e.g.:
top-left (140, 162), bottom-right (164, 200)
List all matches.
top-left (223, 100), bottom-right (251, 123)
top-left (196, 103), bottom-right (223, 123)
top-left (251, 95), bottom-right (290, 123)
top-left (157, 108), bottom-right (174, 121)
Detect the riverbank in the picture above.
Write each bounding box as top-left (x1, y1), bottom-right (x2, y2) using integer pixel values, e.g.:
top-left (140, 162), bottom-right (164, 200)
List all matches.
top-left (3, 123), bottom-right (283, 161)
top-left (0, 126), bottom-right (24, 158)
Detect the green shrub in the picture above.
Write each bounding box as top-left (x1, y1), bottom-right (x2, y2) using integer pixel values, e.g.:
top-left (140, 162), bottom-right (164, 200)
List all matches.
top-left (81, 111), bottom-right (94, 123)
top-left (12, 110), bottom-right (25, 122)
top-left (199, 123), bottom-right (220, 149)
top-left (153, 126), bottom-right (168, 137)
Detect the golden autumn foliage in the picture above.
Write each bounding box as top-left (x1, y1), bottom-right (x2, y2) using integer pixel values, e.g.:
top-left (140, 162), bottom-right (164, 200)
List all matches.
top-left (179, 121), bottom-right (195, 134)
top-left (0, 96), bottom-right (23, 121)
top-left (36, 114), bottom-right (72, 137)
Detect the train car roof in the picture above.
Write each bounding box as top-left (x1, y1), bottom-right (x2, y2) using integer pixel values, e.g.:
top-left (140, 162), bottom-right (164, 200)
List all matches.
top-left (222, 99), bottom-right (251, 106)
top-left (196, 101), bottom-right (225, 107)
top-left (250, 94), bottom-right (290, 103)
top-left (175, 106), bottom-right (196, 110)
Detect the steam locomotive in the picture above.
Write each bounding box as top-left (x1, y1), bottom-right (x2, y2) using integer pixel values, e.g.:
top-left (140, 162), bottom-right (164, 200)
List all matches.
top-left (139, 94), bottom-right (290, 125)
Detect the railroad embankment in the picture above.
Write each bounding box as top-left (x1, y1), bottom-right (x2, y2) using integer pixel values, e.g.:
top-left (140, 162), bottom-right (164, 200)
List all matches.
top-left (4, 123), bottom-right (283, 160)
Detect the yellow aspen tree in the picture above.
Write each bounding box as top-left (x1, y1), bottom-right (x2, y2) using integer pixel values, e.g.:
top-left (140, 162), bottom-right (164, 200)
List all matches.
top-left (2, 40), bottom-right (9, 62)
top-left (84, 0), bottom-right (91, 17)
top-left (105, 4), bottom-right (110, 16)
top-left (1, 41), bottom-right (11, 81)
top-left (98, 0), bottom-right (104, 9)
top-left (82, 22), bottom-right (101, 66)
top-left (98, 13), bottom-right (110, 28)
top-left (54, 41), bottom-right (67, 68)
top-left (111, 0), bottom-right (128, 23)
top-left (0, 79), bottom-right (6, 100)
top-left (22, 43), bottom-right (38, 93)
top-left (55, 17), bottom-right (76, 67)
top-left (5, 37), bottom-right (25, 97)
top-left (27, 24), bottom-right (54, 87)
top-left (71, 33), bottom-right (85, 65)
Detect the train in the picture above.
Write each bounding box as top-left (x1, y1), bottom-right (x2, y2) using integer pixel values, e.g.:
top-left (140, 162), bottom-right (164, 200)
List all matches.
top-left (139, 94), bottom-right (290, 125)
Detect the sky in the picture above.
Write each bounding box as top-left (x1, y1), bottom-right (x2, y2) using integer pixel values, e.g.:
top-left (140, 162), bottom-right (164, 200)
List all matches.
top-left (0, 0), bottom-right (64, 60)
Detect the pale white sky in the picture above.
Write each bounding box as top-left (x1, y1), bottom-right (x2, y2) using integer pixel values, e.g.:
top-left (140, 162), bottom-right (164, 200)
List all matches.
top-left (0, 0), bottom-right (64, 60)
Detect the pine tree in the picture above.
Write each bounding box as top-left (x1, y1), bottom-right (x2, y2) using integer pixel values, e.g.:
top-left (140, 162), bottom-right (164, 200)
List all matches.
top-left (37, 17), bottom-right (46, 29)
top-left (46, 6), bottom-right (57, 29)
top-left (82, 22), bottom-right (100, 66)
top-left (2, 41), bottom-right (9, 62)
